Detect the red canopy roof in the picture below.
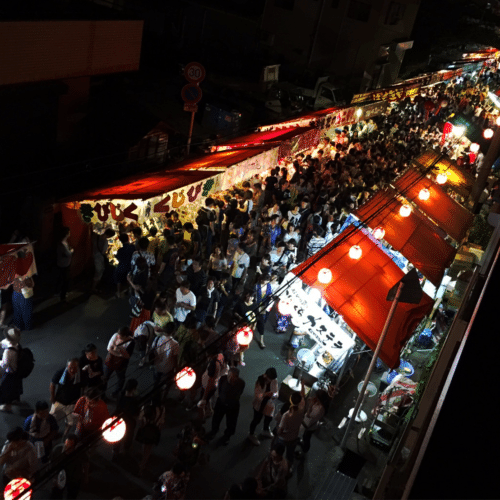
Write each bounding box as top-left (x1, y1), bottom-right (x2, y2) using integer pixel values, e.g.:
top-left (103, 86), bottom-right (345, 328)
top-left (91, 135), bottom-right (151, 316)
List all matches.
top-left (393, 168), bottom-right (474, 242)
top-left (355, 189), bottom-right (456, 286)
top-left (62, 146), bottom-right (276, 202)
top-left (213, 127), bottom-right (312, 150)
top-left (292, 228), bottom-right (434, 369)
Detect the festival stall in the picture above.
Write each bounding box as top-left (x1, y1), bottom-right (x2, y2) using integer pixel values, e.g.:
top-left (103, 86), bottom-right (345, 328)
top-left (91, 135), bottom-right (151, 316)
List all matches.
top-left (0, 243), bottom-right (38, 289)
top-left (412, 148), bottom-right (475, 199)
top-left (354, 187), bottom-right (457, 286)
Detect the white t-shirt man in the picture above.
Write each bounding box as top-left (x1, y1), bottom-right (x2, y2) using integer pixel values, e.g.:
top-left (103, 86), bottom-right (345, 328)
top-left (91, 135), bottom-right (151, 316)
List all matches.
top-left (231, 250), bottom-right (250, 279)
top-left (152, 335), bottom-right (179, 374)
top-left (174, 287), bottom-right (197, 323)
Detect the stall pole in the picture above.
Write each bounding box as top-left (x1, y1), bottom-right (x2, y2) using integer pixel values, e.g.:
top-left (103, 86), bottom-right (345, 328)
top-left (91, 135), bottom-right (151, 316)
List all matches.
top-left (186, 111), bottom-right (196, 155)
top-left (339, 281), bottom-right (405, 450)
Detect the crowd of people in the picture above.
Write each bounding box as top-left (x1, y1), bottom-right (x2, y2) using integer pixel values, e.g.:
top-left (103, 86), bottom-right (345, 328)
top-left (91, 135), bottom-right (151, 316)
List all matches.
top-left (1, 66), bottom-right (499, 499)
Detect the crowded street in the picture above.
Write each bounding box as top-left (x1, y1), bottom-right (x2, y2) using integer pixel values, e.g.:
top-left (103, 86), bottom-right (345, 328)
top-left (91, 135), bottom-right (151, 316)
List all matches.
top-left (1, 55), bottom-right (500, 500)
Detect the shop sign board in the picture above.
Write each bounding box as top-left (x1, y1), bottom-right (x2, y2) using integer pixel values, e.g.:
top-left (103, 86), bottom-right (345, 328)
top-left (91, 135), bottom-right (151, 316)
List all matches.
top-left (76, 173), bottom-right (222, 225)
top-left (280, 274), bottom-right (355, 362)
top-left (351, 83), bottom-right (421, 105)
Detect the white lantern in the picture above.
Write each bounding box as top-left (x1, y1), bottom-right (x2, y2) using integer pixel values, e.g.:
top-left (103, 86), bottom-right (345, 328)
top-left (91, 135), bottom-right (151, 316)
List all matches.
top-left (484, 128), bottom-right (494, 139)
top-left (399, 204), bottom-right (412, 217)
top-left (373, 227), bottom-right (385, 240)
top-left (175, 367), bottom-right (196, 390)
top-left (349, 245), bottom-right (362, 260)
top-left (418, 188), bottom-right (430, 201)
top-left (317, 268), bottom-right (333, 284)
top-left (4, 478), bottom-right (32, 500)
top-left (236, 326), bottom-right (253, 345)
top-left (470, 143), bottom-right (480, 153)
top-left (102, 417), bottom-right (126, 443)
top-left (496, 116), bottom-right (500, 127)
top-left (436, 173), bottom-right (447, 185)
top-left (309, 288), bottom-right (322, 302)
top-left (278, 298), bottom-right (294, 316)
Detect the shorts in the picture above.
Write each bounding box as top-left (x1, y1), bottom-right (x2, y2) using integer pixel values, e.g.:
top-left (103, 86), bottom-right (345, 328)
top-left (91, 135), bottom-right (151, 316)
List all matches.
top-left (50, 402), bottom-right (77, 427)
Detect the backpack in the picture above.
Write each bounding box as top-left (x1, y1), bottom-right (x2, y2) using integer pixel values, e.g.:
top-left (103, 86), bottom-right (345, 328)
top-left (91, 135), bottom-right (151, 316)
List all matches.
top-left (9, 345), bottom-right (35, 378)
top-left (196, 207), bottom-right (215, 228)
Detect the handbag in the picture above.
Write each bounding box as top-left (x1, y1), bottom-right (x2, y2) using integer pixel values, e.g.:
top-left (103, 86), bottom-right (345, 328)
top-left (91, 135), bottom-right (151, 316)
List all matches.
top-left (21, 287), bottom-right (34, 299)
top-left (105, 352), bottom-right (127, 371)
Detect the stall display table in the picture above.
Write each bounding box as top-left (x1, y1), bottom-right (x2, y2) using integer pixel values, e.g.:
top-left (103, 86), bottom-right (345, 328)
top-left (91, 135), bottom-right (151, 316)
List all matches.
top-left (278, 374), bottom-right (311, 402)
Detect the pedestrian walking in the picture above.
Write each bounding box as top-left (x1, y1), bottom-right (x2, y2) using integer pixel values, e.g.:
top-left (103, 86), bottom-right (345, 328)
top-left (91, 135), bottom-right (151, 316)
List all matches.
top-left (103, 327), bottom-right (135, 398)
top-left (0, 328), bottom-right (24, 411)
top-left (248, 368), bottom-right (278, 446)
top-left (205, 367), bottom-right (245, 445)
top-left (79, 343), bottom-right (104, 390)
top-left (49, 358), bottom-right (83, 438)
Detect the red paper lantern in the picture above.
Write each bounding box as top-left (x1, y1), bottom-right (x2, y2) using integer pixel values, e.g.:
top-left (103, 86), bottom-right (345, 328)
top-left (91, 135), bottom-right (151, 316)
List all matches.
top-left (175, 367), bottom-right (196, 390)
top-left (4, 478), bottom-right (32, 500)
top-left (102, 417), bottom-right (126, 443)
top-left (236, 326), bottom-right (253, 345)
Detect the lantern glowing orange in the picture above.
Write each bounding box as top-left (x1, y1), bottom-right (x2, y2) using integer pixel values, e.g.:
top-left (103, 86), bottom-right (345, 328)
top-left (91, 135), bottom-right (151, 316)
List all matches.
top-left (399, 204), bottom-right (412, 217)
top-left (484, 128), bottom-right (494, 139)
top-left (236, 326), bottom-right (253, 345)
top-left (418, 188), bottom-right (430, 201)
top-left (175, 367), bottom-right (196, 390)
top-left (372, 227), bottom-right (385, 240)
top-left (278, 298), bottom-right (294, 315)
top-left (317, 268), bottom-right (333, 284)
top-left (436, 173), bottom-right (447, 185)
top-left (102, 417), bottom-right (126, 443)
top-left (349, 245), bottom-right (362, 260)
top-left (4, 478), bottom-right (32, 500)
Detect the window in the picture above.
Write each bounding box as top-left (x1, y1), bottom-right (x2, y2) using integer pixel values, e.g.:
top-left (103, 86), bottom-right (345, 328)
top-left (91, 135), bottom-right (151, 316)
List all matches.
top-left (347, 0), bottom-right (371, 22)
top-left (331, 0), bottom-right (340, 7)
top-left (385, 1), bottom-right (406, 25)
top-left (274, 0), bottom-right (295, 10)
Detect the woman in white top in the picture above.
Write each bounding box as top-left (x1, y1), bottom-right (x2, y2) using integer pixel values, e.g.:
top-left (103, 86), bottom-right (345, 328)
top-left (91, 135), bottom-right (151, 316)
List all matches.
top-left (208, 246), bottom-right (228, 281)
top-left (248, 368), bottom-right (279, 445)
top-left (0, 328), bottom-right (23, 411)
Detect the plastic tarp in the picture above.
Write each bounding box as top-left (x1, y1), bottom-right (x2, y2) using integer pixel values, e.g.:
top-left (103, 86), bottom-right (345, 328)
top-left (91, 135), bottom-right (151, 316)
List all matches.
top-left (393, 168), bottom-right (474, 243)
top-left (355, 188), bottom-right (456, 286)
top-left (291, 227), bottom-right (434, 369)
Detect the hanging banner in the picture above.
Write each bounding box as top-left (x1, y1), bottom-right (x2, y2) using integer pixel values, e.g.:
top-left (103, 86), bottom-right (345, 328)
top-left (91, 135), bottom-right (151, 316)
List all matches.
top-left (351, 83), bottom-right (421, 105)
top-left (218, 147), bottom-right (279, 191)
top-left (76, 173), bottom-right (222, 225)
top-left (279, 273), bottom-right (355, 362)
top-left (0, 243), bottom-right (38, 289)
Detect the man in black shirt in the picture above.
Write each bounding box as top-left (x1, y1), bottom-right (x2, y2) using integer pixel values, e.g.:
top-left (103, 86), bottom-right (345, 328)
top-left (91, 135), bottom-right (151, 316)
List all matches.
top-left (205, 368), bottom-right (246, 445)
top-left (264, 168), bottom-right (279, 206)
top-left (79, 343), bottom-right (104, 390)
top-left (50, 358), bottom-right (83, 437)
top-left (186, 259), bottom-right (207, 297)
top-left (183, 222), bottom-right (202, 259)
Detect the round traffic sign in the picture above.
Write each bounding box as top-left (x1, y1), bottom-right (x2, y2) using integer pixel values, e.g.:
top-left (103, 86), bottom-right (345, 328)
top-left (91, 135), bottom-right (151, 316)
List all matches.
top-left (181, 83), bottom-right (203, 104)
top-left (184, 62), bottom-right (206, 83)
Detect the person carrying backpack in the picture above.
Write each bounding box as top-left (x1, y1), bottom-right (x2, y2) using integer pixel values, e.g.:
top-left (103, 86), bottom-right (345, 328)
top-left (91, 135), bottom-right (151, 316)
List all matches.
top-left (196, 198), bottom-right (216, 259)
top-left (0, 327), bottom-right (33, 411)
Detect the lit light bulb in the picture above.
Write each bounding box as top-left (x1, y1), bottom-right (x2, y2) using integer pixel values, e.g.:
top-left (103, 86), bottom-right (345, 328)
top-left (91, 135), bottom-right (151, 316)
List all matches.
top-left (102, 417), bottom-right (126, 443)
top-left (399, 205), bottom-right (412, 217)
top-left (278, 298), bottom-right (294, 315)
top-left (418, 188), bottom-right (430, 201)
top-left (309, 288), bottom-right (322, 302)
top-left (356, 108), bottom-right (363, 118)
top-left (496, 116), bottom-right (500, 126)
top-left (470, 143), bottom-right (480, 153)
top-left (349, 245), bottom-right (362, 260)
top-left (236, 326), bottom-right (253, 345)
top-left (484, 128), bottom-right (494, 139)
top-left (317, 268), bottom-right (333, 284)
top-left (175, 367), bottom-right (196, 390)
top-left (4, 478), bottom-right (32, 500)
top-left (373, 227), bottom-right (385, 240)
top-left (436, 173), bottom-right (447, 185)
